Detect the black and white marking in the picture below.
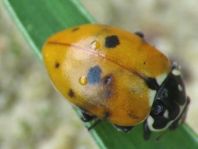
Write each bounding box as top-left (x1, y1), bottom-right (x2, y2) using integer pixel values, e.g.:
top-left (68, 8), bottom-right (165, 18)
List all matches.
top-left (145, 64), bottom-right (189, 133)
top-left (105, 35), bottom-right (120, 48)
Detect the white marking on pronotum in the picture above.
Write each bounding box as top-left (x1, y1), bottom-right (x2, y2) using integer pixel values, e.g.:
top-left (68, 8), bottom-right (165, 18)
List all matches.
top-left (147, 116), bottom-right (155, 131)
top-left (147, 100), bottom-right (187, 132)
top-left (148, 90), bottom-right (156, 106)
top-left (147, 116), bottom-right (167, 132)
top-left (178, 84), bottom-right (183, 91)
top-left (156, 73), bottom-right (168, 85)
top-left (163, 110), bottom-right (169, 118)
top-left (172, 69), bottom-right (181, 76)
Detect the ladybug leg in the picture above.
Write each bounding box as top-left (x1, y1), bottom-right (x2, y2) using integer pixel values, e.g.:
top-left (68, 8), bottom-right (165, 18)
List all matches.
top-left (79, 109), bottom-right (96, 122)
top-left (87, 112), bottom-right (109, 131)
top-left (80, 117), bottom-right (101, 131)
top-left (143, 120), bottom-right (151, 140)
top-left (79, 109), bottom-right (100, 130)
top-left (113, 125), bottom-right (133, 133)
top-left (87, 119), bottom-right (101, 131)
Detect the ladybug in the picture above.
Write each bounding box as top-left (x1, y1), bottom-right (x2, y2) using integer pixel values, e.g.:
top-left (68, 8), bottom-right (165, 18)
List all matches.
top-left (42, 24), bottom-right (190, 140)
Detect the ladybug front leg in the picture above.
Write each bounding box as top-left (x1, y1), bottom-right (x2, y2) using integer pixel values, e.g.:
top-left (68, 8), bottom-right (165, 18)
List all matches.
top-left (79, 109), bottom-right (102, 131)
top-left (80, 109), bottom-right (100, 131)
top-left (143, 120), bottom-right (151, 140)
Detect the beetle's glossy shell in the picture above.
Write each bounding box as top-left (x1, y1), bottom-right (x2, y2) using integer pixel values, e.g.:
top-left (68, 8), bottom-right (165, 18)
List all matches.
top-left (42, 24), bottom-right (171, 126)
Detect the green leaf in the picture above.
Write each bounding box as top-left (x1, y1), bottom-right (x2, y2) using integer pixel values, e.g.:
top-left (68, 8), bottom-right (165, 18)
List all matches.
top-left (5, 0), bottom-right (198, 149)
top-left (5, 0), bottom-right (95, 59)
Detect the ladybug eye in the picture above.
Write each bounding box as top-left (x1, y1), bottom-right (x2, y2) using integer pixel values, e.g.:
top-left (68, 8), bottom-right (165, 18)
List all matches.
top-left (152, 101), bottom-right (165, 115)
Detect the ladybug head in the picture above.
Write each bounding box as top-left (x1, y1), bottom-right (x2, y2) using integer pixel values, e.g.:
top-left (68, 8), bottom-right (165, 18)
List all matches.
top-left (146, 63), bottom-right (189, 131)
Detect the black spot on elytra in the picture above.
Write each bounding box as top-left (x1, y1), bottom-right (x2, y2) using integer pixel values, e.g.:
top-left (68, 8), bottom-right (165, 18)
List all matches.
top-left (102, 75), bottom-right (113, 85)
top-left (72, 27), bottom-right (79, 32)
top-left (68, 89), bottom-right (75, 98)
top-left (135, 31), bottom-right (144, 38)
top-left (105, 35), bottom-right (120, 48)
top-left (54, 62), bottom-right (60, 68)
top-left (101, 75), bottom-right (113, 98)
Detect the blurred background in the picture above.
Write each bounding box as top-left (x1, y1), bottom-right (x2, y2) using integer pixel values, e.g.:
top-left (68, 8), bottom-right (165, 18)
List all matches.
top-left (0, 0), bottom-right (197, 149)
